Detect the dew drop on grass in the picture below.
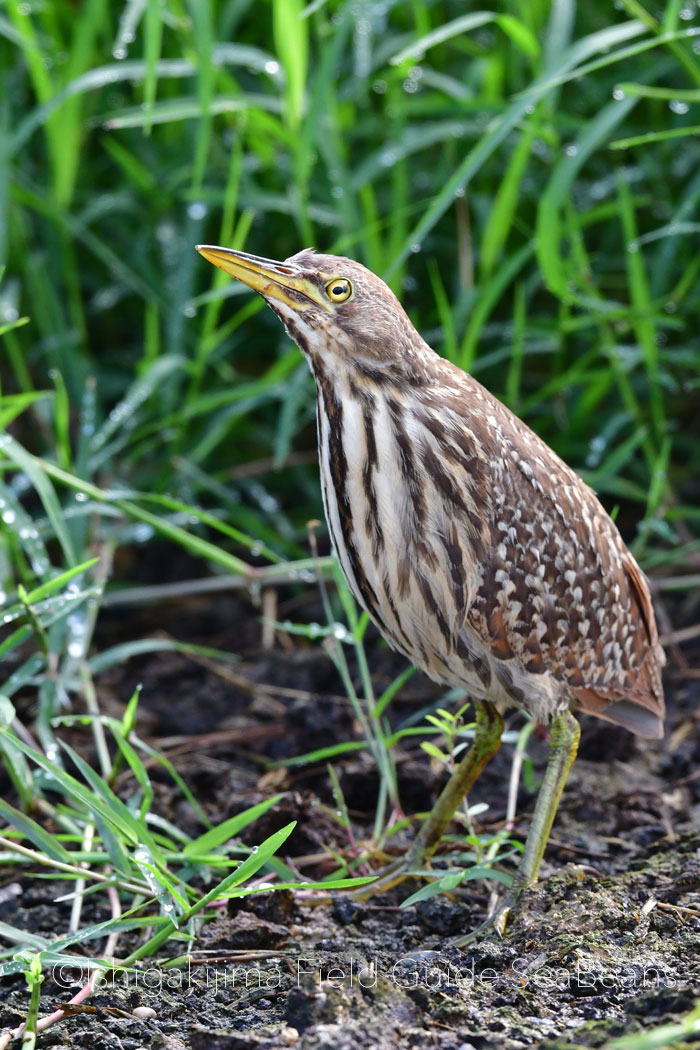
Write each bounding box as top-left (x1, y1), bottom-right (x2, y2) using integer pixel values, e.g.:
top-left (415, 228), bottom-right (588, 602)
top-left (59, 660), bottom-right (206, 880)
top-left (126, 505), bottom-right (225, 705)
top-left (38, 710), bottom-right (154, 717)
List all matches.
top-left (410, 242), bottom-right (422, 254)
top-left (564, 143), bottom-right (578, 157)
top-left (612, 87), bottom-right (625, 100)
top-left (680, 4), bottom-right (695, 17)
top-left (2, 510), bottom-right (16, 525)
top-left (112, 47), bottom-right (126, 60)
top-left (264, 60), bottom-right (280, 75)
top-left (669, 99), bottom-right (690, 114)
top-left (251, 845), bottom-right (259, 853)
top-left (187, 201), bottom-right (207, 221)
top-left (627, 240), bottom-right (639, 253)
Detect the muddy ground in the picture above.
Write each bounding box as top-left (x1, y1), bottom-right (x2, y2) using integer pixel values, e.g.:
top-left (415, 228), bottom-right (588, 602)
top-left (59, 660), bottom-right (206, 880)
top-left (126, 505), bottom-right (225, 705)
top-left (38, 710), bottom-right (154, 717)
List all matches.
top-left (1, 574), bottom-right (699, 1049)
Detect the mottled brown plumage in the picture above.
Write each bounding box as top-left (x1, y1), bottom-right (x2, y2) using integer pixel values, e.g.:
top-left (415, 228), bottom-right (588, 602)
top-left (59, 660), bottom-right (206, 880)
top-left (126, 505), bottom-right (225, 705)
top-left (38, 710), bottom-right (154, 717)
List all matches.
top-left (196, 243), bottom-right (666, 929)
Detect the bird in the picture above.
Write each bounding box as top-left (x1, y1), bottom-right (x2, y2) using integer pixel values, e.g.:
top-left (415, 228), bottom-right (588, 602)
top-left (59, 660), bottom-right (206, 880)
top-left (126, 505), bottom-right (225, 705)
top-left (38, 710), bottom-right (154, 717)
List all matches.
top-left (196, 243), bottom-right (666, 933)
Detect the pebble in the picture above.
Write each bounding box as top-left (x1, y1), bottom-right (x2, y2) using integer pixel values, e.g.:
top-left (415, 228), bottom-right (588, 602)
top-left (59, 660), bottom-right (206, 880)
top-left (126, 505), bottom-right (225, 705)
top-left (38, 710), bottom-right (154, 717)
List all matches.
top-left (132, 1005), bottom-right (157, 1019)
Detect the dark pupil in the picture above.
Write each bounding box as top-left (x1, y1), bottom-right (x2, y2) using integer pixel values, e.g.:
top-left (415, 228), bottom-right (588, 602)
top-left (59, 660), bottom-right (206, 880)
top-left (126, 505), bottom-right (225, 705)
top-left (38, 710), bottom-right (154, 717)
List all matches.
top-left (333, 283), bottom-right (345, 295)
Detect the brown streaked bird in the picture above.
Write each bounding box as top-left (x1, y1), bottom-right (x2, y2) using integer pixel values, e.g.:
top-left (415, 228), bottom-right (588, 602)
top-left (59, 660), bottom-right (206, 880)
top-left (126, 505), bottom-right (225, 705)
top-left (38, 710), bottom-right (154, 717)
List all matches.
top-left (196, 243), bottom-right (665, 934)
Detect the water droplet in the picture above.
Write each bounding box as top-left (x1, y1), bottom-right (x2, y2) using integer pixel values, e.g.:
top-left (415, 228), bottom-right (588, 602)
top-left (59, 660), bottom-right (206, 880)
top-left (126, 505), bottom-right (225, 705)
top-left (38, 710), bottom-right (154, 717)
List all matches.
top-left (612, 87), bottom-right (625, 100)
top-left (410, 242), bottom-right (422, 253)
top-left (627, 240), bottom-right (639, 253)
top-left (187, 201), bottom-right (207, 221)
top-left (669, 99), bottom-right (689, 114)
top-left (403, 79), bottom-right (418, 93)
top-left (183, 305), bottom-right (196, 317)
top-left (75, 492), bottom-right (88, 503)
top-left (67, 640), bottom-right (84, 659)
top-left (372, 79), bottom-right (387, 95)
top-left (564, 143), bottom-right (578, 157)
top-left (680, 4), bottom-right (695, 18)
top-left (134, 524), bottom-right (154, 543)
top-left (112, 47), bottom-right (126, 60)
top-left (330, 186), bottom-right (344, 199)
top-left (264, 60), bottom-right (280, 75)
top-left (2, 509), bottom-right (16, 525)
top-left (454, 187), bottom-right (465, 199)
top-left (251, 845), bottom-right (259, 853)
top-left (380, 149), bottom-right (397, 167)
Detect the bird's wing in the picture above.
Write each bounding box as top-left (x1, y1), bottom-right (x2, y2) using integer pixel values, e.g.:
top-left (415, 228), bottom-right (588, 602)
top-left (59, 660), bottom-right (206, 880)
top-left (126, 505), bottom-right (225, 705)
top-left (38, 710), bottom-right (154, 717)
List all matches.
top-left (459, 387), bottom-right (665, 735)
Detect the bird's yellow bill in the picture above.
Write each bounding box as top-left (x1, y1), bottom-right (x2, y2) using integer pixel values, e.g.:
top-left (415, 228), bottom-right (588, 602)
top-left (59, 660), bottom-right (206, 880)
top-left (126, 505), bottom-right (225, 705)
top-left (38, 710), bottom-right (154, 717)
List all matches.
top-left (195, 244), bottom-right (328, 310)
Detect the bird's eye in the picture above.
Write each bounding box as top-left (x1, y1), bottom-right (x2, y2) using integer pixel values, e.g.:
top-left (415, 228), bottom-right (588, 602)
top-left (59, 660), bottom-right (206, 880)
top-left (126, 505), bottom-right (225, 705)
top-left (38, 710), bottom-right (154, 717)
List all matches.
top-left (325, 277), bottom-right (352, 302)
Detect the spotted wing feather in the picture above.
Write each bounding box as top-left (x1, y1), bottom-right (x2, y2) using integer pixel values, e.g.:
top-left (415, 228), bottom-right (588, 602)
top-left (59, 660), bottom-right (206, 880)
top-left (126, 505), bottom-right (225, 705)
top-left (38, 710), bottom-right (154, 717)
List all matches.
top-left (460, 381), bottom-right (665, 737)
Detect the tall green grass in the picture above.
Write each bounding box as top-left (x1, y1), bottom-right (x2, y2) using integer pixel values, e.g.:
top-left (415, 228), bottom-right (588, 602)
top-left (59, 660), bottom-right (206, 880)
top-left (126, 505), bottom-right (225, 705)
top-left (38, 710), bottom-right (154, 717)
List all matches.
top-left (2, 1), bottom-right (698, 560)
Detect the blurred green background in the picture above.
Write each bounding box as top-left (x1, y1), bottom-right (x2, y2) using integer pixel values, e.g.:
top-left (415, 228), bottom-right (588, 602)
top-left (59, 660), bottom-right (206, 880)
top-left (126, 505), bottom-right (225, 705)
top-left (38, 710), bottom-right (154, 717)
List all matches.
top-left (1, 0), bottom-right (699, 650)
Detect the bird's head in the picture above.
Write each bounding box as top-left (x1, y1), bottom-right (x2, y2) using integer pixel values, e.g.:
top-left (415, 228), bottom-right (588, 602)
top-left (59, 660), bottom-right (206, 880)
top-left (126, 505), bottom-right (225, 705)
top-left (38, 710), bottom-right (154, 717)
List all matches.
top-left (196, 245), bottom-right (430, 378)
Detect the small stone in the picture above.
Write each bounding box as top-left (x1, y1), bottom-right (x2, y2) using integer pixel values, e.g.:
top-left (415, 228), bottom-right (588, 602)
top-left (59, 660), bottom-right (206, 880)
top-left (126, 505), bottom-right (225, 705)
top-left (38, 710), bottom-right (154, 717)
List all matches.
top-left (133, 1005), bottom-right (157, 1019)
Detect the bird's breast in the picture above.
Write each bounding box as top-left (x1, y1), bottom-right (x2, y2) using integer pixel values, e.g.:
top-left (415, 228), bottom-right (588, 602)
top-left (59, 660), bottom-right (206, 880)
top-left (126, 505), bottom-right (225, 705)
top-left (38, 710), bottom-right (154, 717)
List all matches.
top-left (313, 367), bottom-right (497, 690)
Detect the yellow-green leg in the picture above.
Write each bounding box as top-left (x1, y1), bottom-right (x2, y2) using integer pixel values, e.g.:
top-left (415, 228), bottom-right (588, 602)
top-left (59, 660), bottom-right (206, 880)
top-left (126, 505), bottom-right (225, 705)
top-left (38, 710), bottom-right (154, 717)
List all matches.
top-left (350, 700), bottom-right (504, 899)
top-left (452, 707), bottom-right (581, 943)
top-left (404, 700), bottom-right (504, 868)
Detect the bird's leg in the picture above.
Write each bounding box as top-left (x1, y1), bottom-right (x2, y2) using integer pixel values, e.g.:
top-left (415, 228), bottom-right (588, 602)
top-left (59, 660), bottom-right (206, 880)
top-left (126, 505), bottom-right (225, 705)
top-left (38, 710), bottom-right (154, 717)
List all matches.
top-left (403, 699), bottom-right (504, 869)
top-left (452, 707), bottom-right (581, 943)
top-left (349, 700), bottom-right (503, 899)
top-left (511, 708), bottom-right (581, 892)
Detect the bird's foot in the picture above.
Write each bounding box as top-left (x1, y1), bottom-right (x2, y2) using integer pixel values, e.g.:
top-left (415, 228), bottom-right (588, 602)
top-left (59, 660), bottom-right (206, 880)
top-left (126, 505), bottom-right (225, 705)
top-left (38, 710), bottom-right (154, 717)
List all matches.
top-left (442, 884), bottom-right (528, 947)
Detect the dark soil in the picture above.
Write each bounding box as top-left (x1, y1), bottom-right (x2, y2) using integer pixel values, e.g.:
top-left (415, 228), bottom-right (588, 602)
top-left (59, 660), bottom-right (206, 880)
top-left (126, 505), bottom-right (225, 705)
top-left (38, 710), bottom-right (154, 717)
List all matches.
top-left (1, 581), bottom-right (699, 1049)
